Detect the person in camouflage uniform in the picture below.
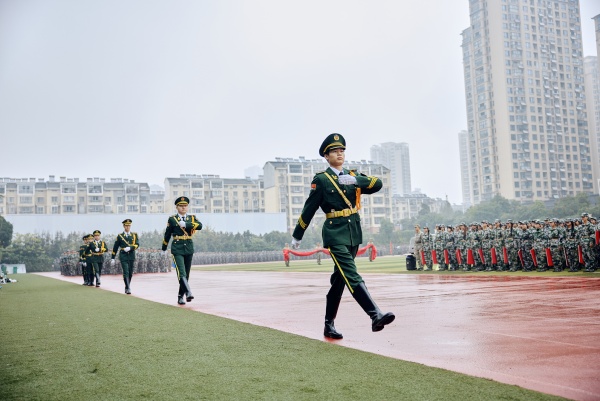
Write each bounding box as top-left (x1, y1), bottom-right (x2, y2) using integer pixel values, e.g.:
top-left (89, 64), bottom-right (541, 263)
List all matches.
top-left (480, 221), bottom-right (493, 271)
top-left (413, 225), bottom-right (424, 271)
top-left (590, 216), bottom-right (600, 269)
top-left (563, 219), bottom-right (579, 272)
top-left (445, 225), bottom-right (457, 271)
top-left (518, 221), bottom-right (534, 272)
top-left (455, 223), bottom-right (469, 271)
top-left (504, 220), bottom-right (520, 271)
top-left (578, 213), bottom-right (597, 272)
top-left (531, 220), bottom-right (547, 272)
top-left (421, 226), bottom-right (434, 271)
top-left (434, 225), bottom-right (447, 271)
top-left (469, 223), bottom-right (484, 271)
top-left (546, 219), bottom-right (563, 272)
top-left (490, 220), bottom-right (504, 271)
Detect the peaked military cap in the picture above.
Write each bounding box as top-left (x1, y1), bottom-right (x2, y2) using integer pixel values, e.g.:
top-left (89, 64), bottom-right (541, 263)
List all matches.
top-left (122, 219), bottom-right (132, 225)
top-left (86, 234), bottom-right (93, 239)
top-left (175, 196), bottom-right (190, 206)
top-left (93, 230), bottom-right (101, 235)
top-left (82, 235), bottom-right (88, 241)
top-left (319, 133), bottom-right (346, 157)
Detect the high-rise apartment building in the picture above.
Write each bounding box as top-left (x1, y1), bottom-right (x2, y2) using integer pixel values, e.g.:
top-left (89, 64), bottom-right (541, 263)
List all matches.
top-left (457, 130), bottom-right (473, 207)
top-left (583, 55), bottom-right (600, 193)
top-left (370, 142), bottom-right (411, 195)
top-left (263, 157), bottom-right (391, 233)
top-left (462, 0), bottom-right (594, 204)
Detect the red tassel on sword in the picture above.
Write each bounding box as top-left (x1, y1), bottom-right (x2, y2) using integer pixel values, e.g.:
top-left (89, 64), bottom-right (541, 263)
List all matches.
top-left (502, 247), bottom-right (509, 265)
top-left (563, 247), bottom-right (570, 269)
top-left (432, 250), bottom-right (438, 265)
top-left (444, 249), bottom-right (449, 265)
top-left (596, 230), bottom-right (599, 246)
top-left (578, 245), bottom-right (584, 265)
top-left (530, 248), bottom-right (538, 267)
top-left (545, 248), bottom-right (554, 267)
top-left (518, 249), bottom-right (524, 267)
top-left (456, 249), bottom-right (463, 265)
top-left (491, 248), bottom-right (498, 265)
top-left (478, 248), bottom-right (486, 265)
top-left (421, 250), bottom-right (426, 266)
top-left (467, 249), bottom-right (474, 265)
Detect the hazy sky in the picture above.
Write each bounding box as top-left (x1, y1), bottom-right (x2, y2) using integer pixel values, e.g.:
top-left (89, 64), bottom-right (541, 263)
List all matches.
top-left (1, 0), bottom-right (599, 204)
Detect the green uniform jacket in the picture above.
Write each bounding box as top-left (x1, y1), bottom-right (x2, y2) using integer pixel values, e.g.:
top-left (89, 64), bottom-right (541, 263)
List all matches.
top-left (86, 240), bottom-right (108, 263)
top-left (79, 244), bottom-right (88, 263)
top-left (292, 167), bottom-right (382, 247)
top-left (162, 214), bottom-right (202, 255)
top-left (112, 232), bottom-right (140, 261)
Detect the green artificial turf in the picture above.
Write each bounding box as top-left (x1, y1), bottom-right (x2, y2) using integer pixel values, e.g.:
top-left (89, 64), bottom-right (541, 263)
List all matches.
top-left (0, 274), bottom-right (568, 400)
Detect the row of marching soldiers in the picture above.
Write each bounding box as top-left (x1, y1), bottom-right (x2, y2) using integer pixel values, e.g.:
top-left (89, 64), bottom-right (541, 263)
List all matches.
top-left (413, 213), bottom-right (600, 272)
top-left (78, 219), bottom-right (139, 293)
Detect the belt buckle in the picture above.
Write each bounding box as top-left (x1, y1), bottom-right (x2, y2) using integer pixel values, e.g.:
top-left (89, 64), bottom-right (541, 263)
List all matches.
top-left (342, 209), bottom-right (350, 217)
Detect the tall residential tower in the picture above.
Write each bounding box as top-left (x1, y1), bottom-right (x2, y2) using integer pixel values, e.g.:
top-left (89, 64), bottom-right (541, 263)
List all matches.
top-left (461, 0), bottom-right (594, 204)
top-left (370, 142), bottom-right (412, 196)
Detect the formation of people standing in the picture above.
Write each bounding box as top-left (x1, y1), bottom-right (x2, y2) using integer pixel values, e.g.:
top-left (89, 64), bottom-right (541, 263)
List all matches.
top-left (412, 213), bottom-right (600, 272)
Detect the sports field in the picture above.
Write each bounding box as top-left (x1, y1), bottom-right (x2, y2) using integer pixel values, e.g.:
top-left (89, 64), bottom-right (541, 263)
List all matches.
top-left (2, 256), bottom-right (598, 400)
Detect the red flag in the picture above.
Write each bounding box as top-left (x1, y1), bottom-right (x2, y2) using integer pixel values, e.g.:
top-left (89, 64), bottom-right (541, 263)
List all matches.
top-left (455, 249), bottom-right (463, 265)
top-left (545, 248), bottom-right (554, 267)
top-left (491, 248), bottom-right (498, 265)
top-left (421, 250), bottom-right (426, 266)
top-left (502, 247), bottom-right (509, 265)
top-left (530, 248), bottom-right (538, 267)
top-left (432, 250), bottom-right (438, 265)
top-left (467, 249), bottom-right (474, 265)
top-left (596, 230), bottom-right (599, 246)
top-left (444, 249), bottom-right (449, 265)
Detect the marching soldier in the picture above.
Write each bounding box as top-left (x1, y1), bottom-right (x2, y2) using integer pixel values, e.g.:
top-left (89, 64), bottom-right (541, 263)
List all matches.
top-left (290, 133), bottom-right (394, 339)
top-left (162, 196), bottom-right (203, 305)
top-left (79, 234), bottom-right (90, 285)
top-left (455, 223), bottom-right (469, 271)
top-left (578, 213), bottom-right (597, 272)
top-left (111, 219), bottom-right (139, 294)
top-left (87, 230), bottom-right (108, 287)
top-left (564, 219), bottom-right (579, 272)
top-left (445, 225), bottom-right (457, 270)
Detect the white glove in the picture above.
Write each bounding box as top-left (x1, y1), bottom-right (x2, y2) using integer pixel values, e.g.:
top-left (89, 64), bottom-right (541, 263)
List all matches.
top-left (110, 259), bottom-right (115, 266)
top-left (178, 220), bottom-right (186, 228)
top-left (95, 248), bottom-right (100, 252)
top-left (82, 262), bottom-right (86, 267)
top-left (291, 237), bottom-right (301, 249)
top-left (124, 247), bottom-right (131, 252)
top-left (162, 250), bottom-right (168, 256)
top-left (338, 175), bottom-right (357, 185)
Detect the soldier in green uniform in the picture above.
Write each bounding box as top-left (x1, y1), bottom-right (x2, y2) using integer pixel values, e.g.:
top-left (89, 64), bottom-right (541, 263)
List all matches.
top-left (87, 230), bottom-right (108, 287)
top-left (111, 219), bottom-right (140, 294)
top-left (162, 196), bottom-right (203, 305)
top-left (79, 234), bottom-right (90, 285)
top-left (291, 133), bottom-right (395, 339)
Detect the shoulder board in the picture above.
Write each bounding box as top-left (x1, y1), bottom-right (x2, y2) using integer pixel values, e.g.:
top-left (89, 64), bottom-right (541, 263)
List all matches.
top-left (315, 171), bottom-right (326, 175)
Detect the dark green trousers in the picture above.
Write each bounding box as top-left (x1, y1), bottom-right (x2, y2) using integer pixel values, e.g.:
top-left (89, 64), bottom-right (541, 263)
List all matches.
top-left (327, 245), bottom-right (363, 294)
top-left (120, 258), bottom-right (134, 280)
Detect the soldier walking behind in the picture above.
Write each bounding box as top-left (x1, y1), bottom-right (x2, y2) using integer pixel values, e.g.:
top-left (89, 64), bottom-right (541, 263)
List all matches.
top-left (162, 197), bottom-right (203, 305)
top-left (87, 230), bottom-right (108, 287)
top-left (111, 219), bottom-right (139, 294)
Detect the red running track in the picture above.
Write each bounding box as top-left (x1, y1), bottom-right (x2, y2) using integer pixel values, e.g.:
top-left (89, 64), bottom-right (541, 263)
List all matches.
top-left (40, 270), bottom-right (600, 401)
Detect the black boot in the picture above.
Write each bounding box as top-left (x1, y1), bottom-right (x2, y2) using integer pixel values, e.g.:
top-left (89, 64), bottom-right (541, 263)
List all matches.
top-left (180, 277), bottom-right (194, 302)
top-left (95, 273), bottom-right (101, 287)
top-left (124, 277), bottom-right (131, 294)
top-left (324, 319), bottom-right (343, 339)
top-left (177, 295), bottom-right (186, 305)
top-left (351, 282), bottom-right (395, 332)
